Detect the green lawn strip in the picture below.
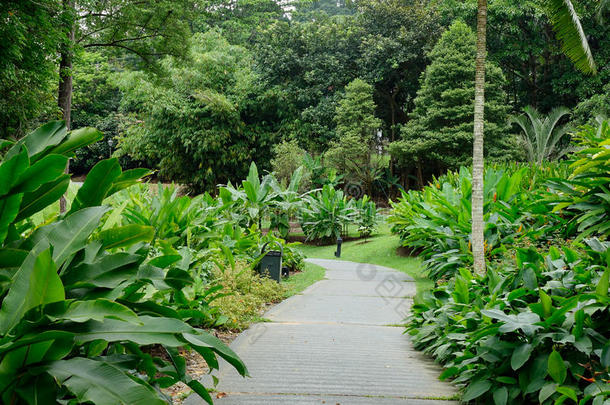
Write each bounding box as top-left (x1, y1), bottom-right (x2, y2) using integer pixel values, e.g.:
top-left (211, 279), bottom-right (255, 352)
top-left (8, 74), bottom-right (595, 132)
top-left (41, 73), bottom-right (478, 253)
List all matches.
top-left (296, 221), bottom-right (433, 296)
top-left (282, 262), bottom-right (326, 297)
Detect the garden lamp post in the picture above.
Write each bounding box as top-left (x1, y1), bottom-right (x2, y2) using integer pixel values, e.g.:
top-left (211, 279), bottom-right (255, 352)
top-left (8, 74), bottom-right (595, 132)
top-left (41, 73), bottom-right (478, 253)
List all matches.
top-left (335, 236), bottom-right (342, 258)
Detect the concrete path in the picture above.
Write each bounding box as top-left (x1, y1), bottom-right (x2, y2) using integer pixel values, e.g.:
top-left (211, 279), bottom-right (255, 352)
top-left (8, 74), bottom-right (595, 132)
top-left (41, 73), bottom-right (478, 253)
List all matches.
top-left (185, 259), bottom-right (457, 405)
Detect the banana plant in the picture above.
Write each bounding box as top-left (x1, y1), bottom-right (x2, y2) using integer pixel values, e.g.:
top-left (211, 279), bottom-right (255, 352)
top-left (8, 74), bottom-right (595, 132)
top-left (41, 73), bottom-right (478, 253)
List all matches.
top-left (222, 162), bottom-right (277, 229)
top-left (0, 121), bottom-right (247, 404)
top-left (300, 184), bottom-right (356, 242)
top-left (269, 166), bottom-right (305, 237)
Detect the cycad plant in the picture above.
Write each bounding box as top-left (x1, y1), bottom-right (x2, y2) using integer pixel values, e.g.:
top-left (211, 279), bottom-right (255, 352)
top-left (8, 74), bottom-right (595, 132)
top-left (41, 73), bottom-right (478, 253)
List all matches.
top-left (509, 106), bottom-right (571, 165)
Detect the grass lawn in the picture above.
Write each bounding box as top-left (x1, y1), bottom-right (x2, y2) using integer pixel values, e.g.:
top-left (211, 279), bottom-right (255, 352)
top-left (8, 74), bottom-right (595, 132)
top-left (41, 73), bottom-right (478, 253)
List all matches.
top-left (282, 262), bottom-right (326, 297)
top-left (295, 220), bottom-right (433, 294)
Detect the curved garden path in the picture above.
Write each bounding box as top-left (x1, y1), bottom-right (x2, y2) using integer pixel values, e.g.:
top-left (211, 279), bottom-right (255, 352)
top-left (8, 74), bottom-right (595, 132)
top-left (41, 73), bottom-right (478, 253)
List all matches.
top-left (185, 259), bottom-right (457, 404)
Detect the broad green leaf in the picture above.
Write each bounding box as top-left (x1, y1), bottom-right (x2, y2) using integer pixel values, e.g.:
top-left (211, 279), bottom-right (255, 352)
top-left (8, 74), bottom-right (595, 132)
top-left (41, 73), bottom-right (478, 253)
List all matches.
top-left (573, 309), bottom-right (585, 339)
top-left (165, 268), bottom-right (194, 289)
top-left (15, 175), bottom-right (70, 221)
top-left (45, 299), bottom-right (139, 323)
top-left (548, 350), bottom-right (567, 384)
top-left (511, 343), bottom-right (533, 370)
top-left (106, 168), bottom-right (153, 197)
top-left (439, 367), bottom-right (459, 380)
top-left (13, 373), bottom-right (58, 405)
top-left (148, 254), bottom-right (182, 268)
top-left (0, 248), bottom-right (64, 334)
top-left (0, 248), bottom-right (28, 269)
top-left (540, 289), bottom-right (553, 318)
top-left (98, 224), bottom-right (154, 249)
top-left (44, 207), bottom-right (108, 267)
top-left (596, 267), bottom-right (609, 297)
top-left (11, 154), bottom-right (68, 194)
top-left (0, 194), bottom-right (23, 245)
top-left (462, 379), bottom-right (492, 401)
top-left (72, 316), bottom-right (192, 346)
top-left (62, 252), bottom-right (140, 289)
top-left (0, 330), bottom-right (74, 356)
top-left (0, 146), bottom-right (29, 196)
top-left (556, 386), bottom-right (578, 402)
top-left (574, 336), bottom-right (592, 354)
top-left (46, 357), bottom-right (166, 405)
top-left (184, 331), bottom-right (248, 376)
top-left (70, 158), bottom-right (121, 213)
top-left (186, 380), bottom-right (214, 405)
top-left (539, 382), bottom-right (558, 403)
top-left (47, 127), bottom-right (103, 157)
top-left (5, 121), bottom-right (66, 162)
top-left (493, 386), bottom-right (508, 405)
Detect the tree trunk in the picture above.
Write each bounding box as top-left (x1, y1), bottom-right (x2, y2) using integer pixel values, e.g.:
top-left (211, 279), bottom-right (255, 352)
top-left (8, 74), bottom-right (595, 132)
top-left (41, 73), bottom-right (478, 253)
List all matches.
top-left (472, 0), bottom-right (487, 275)
top-left (58, 0), bottom-right (75, 214)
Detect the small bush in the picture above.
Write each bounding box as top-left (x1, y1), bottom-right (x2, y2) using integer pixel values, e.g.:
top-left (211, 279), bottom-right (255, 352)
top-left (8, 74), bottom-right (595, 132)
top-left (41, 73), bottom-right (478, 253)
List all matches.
top-left (271, 139), bottom-right (306, 187)
top-left (211, 262), bottom-right (285, 330)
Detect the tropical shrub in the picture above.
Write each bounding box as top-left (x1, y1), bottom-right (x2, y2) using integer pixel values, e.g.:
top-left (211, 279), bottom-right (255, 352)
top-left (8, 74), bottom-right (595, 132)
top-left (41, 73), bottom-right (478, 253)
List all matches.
top-left (408, 243), bottom-right (610, 405)
top-left (404, 119), bottom-right (610, 405)
top-left (211, 262), bottom-right (284, 330)
top-left (389, 166), bottom-right (542, 280)
top-left (354, 195), bottom-right (378, 238)
top-left (549, 119), bottom-right (610, 240)
top-left (300, 185), bottom-right (356, 242)
top-left (0, 121), bottom-right (246, 404)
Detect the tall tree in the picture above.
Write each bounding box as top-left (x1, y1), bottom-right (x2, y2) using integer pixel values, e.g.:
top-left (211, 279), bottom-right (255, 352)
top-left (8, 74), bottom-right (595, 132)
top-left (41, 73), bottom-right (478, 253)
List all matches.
top-left (325, 78), bottom-right (382, 195)
top-left (389, 21), bottom-right (512, 187)
top-left (56, 0), bottom-right (193, 128)
top-left (471, 0), bottom-right (487, 275)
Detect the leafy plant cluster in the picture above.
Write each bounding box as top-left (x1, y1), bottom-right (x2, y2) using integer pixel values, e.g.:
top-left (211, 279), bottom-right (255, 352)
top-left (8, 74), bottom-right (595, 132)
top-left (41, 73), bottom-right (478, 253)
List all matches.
top-left (409, 244), bottom-right (610, 405)
top-left (220, 162), bottom-right (379, 244)
top-left (388, 163), bottom-right (567, 280)
top-left (396, 120), bottom-right (610, 404)
top-left (300, 184), bottom-right (378, 243)
top-left (0, 121), bottom-right (246, 404)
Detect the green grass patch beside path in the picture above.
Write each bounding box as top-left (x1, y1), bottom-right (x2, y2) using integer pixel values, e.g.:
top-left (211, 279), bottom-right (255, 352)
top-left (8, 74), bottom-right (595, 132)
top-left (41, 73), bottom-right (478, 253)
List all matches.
top-left (296, 221), bottom-right (433, 294)
top-left (283, 262), bottom-right (326, 297)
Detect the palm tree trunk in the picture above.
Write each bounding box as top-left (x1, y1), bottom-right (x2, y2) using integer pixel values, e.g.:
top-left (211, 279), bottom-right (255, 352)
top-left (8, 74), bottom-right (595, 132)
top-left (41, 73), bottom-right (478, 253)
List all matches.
top-left (472, 0), bottom-right (487, 275)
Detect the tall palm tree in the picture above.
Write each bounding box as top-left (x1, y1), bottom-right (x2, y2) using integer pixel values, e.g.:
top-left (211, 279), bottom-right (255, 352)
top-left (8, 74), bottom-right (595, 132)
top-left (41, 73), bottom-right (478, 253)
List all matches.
top-left (471, 0), bottom-right (487, 275)
top-left (470, 0), bottom-right (596, 275)
top-left (509, 106), bottom-right (572, 165)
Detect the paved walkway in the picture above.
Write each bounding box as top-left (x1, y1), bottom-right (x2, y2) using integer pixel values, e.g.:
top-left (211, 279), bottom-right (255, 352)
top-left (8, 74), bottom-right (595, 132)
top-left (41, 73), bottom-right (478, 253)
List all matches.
top-left (185, 259), bottom-right (457, 405)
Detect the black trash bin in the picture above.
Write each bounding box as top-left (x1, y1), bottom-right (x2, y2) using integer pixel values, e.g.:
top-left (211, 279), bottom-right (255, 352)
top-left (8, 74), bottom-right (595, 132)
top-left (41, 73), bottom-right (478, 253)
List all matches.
top-left (257, 241), bottom-right (283, 282)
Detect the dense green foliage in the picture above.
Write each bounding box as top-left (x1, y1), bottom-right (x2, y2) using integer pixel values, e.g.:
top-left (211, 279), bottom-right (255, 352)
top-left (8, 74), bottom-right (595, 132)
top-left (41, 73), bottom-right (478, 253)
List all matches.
top-left (0, 122), bottom-right (246, 404)
top-left (0, 1), bottom-right (63, 137)
top-left (2, 0), bottom-right (608, 193)
top-left (392, 120), bottom-right (610, 404)
top-left (114, 32), bottom-right (276, 191)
